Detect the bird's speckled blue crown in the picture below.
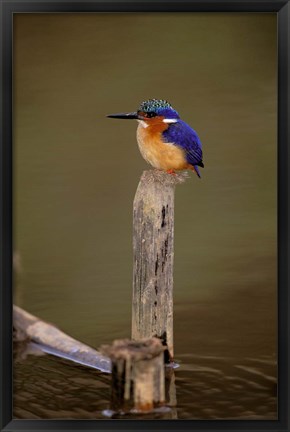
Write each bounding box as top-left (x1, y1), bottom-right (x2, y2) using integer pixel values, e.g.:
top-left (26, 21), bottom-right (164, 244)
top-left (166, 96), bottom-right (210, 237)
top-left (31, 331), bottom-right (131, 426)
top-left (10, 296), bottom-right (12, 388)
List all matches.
top-left (138, 99), bottom-right (180, 119)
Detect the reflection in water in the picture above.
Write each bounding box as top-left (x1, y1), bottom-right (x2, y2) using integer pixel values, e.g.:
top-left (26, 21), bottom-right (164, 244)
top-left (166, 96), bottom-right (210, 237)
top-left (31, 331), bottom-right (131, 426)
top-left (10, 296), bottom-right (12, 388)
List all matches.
top-left (13, 12), bottom-right (277, 419)
top-left (165, 368), bottom-right (178, 419)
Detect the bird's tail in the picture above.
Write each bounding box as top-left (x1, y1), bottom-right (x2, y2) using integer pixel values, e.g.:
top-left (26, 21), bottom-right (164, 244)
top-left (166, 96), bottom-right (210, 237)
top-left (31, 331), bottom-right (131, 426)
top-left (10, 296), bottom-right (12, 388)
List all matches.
top-left (193, 165), bottom-right (201, 178)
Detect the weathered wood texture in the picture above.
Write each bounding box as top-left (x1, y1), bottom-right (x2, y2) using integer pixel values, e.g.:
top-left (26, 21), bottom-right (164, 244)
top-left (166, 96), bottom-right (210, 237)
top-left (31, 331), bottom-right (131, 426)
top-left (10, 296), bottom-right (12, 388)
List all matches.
top-left (132, 170), bottom-right (186, 361)
top-left (101, 338), bottom-right (166, 413)
top-left (13, 305), bottom-right (111, 373)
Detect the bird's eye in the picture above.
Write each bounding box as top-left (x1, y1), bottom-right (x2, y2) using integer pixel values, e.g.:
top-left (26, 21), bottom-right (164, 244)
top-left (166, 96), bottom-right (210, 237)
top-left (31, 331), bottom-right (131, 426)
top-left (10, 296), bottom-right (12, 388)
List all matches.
top-left (138, 111), bottom-right (156, 119)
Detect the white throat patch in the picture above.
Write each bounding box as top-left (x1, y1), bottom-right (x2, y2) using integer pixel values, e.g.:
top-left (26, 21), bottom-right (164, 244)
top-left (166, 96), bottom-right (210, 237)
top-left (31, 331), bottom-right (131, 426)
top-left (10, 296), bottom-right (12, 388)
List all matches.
top-left (137, 120), bottom-right (149, 128)
top-left (163, 118), bottom-right (178, 123)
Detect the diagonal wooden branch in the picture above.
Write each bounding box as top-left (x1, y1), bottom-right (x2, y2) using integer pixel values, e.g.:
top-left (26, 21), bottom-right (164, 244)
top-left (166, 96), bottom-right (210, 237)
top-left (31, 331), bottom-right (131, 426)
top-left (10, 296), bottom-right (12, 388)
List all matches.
top-left (13, 305), bottom-right (111, 373)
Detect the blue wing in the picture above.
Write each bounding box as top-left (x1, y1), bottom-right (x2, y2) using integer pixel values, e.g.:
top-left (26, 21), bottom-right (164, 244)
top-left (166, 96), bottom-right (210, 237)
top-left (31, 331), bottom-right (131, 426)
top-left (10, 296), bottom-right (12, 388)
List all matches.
top-left (162, 120), bottom-right (203, 168)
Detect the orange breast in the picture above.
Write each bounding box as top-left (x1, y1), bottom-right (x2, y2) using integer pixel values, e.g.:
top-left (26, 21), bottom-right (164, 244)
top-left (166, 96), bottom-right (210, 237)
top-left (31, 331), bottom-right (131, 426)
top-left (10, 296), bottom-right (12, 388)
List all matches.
top-left (136, 120), bottom-right (188, 171)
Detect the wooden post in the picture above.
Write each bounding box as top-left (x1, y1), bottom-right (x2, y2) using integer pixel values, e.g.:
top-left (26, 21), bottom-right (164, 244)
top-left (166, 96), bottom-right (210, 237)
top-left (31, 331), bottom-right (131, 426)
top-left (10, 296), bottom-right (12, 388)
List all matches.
top-left (100, 337), bottom-right (166, 414)
top-left (132, 170), bottom-right (186, 362)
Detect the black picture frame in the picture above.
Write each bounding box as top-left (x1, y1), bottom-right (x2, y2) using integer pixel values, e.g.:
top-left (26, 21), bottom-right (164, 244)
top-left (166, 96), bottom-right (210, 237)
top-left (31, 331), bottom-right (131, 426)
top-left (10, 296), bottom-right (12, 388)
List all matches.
top-left (0, 1), bottom-right (289, 431)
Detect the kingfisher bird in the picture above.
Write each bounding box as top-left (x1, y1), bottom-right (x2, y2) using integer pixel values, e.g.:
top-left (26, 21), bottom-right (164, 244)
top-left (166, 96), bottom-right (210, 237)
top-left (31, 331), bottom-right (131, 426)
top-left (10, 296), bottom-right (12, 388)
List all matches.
top-left (107, 99), bottom-right (204, 178)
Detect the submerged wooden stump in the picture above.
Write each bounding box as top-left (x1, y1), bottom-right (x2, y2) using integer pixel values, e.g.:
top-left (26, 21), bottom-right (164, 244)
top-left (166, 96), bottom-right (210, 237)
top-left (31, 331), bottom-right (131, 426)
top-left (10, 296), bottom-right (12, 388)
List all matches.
top-left (132, 170), bottom-right (187, 361)
top-left (100, 337), bottom-right (166, 414)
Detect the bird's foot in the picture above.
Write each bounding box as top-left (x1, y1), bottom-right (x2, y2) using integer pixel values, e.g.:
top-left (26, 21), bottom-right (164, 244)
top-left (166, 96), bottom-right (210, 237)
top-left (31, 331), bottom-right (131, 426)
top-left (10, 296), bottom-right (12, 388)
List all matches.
top-left (166, 169), bottom-right (176, 176)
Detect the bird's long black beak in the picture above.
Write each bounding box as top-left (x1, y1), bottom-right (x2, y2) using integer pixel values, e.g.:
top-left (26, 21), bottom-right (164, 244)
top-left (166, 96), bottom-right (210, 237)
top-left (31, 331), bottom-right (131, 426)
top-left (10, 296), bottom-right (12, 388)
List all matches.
top-left (107, 112), bottom-right (138, 120)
